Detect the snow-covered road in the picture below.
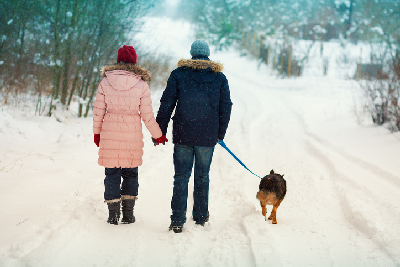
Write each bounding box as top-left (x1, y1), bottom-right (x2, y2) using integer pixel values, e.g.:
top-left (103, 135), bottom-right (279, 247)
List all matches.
top-left (1, 17), bottom-right (399, 266)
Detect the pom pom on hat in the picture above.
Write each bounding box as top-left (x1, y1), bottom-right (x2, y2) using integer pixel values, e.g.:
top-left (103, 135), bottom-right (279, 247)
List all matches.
top-left (190, 39), bottom-right (210, 57)
top-left (117, 45), bottom-right (137, 64)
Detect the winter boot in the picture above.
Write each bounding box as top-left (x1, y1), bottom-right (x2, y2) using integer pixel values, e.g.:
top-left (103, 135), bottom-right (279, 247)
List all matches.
top-left (169, 223), bottom-right (183, 233)
top-left (195, 212), bottom-right (209, 226)
top-left (107, 201), bottom-right (121, 225)
top-left (121, 199), bottom-right (136, 224)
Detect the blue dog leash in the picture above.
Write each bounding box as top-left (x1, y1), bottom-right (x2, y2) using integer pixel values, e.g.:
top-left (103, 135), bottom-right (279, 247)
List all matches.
top-left (218, 140), bottom-right (262, 179)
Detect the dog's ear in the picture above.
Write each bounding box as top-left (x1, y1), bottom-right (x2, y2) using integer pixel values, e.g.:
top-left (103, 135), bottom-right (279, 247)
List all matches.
top-left (270, 169), bottom-right (274, 174)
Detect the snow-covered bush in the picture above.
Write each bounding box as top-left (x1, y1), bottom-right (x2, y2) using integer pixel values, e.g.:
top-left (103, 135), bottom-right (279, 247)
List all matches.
top-left (135, 49), bottom-right (173, 90)
top-left (360, 52), bottom-right (400, 132)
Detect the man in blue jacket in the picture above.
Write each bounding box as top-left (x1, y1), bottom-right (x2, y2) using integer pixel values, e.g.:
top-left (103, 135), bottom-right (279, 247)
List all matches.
top-left (156, 40), bottom-right (232, 233)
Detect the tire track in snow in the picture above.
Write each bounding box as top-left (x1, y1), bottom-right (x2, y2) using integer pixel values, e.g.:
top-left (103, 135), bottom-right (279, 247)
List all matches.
top-left (242, 215), bottom-right (283, 266)
top-left (222, 70), bottom-right (340, 266)
top-left (206, 221), bottom-right (257, 267)
top-left (306, 131), bottom-right (400, 189)
top-left (214, 69), bottom-right (285, 266)
top-left (305, 140), bottom-right (399, 264)
top-left (6, 200), bottom-right (97, 266)
top-left (282, 94), bottom-right (400, 264)
top-left (206, 148), bottom-right (260, 266)
top-left (223, 70), bottom-right (333, 266)
top-left (206, 77), bottom-right (285, 264)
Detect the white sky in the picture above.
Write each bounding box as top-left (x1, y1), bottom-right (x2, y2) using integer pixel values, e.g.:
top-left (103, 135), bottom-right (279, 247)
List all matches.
top-left (165, 0), bottom-right (179, 7)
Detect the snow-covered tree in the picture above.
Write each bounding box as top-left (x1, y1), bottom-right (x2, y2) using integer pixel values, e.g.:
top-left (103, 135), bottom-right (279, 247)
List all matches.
top-left (0, 0), bottom-right (157, 116)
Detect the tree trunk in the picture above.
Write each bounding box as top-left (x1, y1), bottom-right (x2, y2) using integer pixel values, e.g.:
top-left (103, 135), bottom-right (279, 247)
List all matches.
top-left (61, 0), bottom-right (81, 106)
top-left (48, 0), bottom-right (62, 116)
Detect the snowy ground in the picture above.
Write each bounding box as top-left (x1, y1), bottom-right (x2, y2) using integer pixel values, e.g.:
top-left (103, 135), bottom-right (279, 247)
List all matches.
top-left (1, 17), bottom-right (400, 267)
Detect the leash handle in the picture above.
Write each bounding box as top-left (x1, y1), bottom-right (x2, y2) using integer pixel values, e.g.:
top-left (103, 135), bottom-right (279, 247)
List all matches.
top-left (218, 140), bottom-right (262, 179)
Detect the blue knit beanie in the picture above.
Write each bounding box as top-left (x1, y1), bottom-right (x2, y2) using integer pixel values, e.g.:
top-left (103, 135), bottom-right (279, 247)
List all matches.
top-left (190, 39), bottom-right (210, 57)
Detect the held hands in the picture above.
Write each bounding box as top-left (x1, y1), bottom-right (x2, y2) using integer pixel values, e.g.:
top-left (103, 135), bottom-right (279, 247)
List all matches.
top-left (95, 133), bottom-right (168, 147)
top-left (94, 134), bottom-right (100, 147)
top-left (152, 135), bottom-right (168, 146)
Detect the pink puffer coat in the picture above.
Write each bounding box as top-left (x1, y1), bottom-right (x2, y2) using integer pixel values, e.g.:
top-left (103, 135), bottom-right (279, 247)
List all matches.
top-left (93, 63), bottom-right (162, 168)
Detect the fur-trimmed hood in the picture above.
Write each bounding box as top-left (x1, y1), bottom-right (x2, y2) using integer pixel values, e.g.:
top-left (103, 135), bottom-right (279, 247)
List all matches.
top-left (177, 59), bottom-right (223, 73)
top-left (101, 62), bottom-right (151, 81)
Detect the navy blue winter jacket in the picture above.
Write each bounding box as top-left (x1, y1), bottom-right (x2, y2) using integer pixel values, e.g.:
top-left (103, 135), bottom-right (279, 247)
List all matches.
top-left (156, 57), bottom-right (232, 147)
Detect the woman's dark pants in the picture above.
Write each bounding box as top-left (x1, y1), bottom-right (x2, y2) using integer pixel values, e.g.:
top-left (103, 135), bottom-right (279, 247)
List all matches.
top-left (104, 167), bottom-right (138, 201)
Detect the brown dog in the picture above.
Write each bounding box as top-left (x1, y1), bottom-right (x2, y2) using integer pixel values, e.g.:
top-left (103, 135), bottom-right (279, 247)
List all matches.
top-left (256, 170), bottom-right (286, 224)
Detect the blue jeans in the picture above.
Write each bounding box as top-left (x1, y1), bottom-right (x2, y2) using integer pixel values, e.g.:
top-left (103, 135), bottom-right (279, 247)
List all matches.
top-left (104, 167), bottom-right (138, 201)
top-left (171, 144), bottom-right (215, 226)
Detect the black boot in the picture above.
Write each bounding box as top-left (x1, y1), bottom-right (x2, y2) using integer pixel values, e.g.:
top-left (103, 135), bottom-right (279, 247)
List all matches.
top-left (195, 212), bottom-right (209, 226)
top-left (121, 199), bottom-right (136, 224)
top-left (169, 223), bottom-right (183, 233)
top-left (107, 201), bottom-right (120, 225)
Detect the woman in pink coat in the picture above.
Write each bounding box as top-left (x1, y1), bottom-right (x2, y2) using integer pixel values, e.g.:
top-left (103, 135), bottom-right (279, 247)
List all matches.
top-left (93, 45), bottom-right (167, 225)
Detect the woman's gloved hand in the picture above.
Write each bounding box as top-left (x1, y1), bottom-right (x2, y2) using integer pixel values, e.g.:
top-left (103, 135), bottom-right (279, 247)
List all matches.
top-left (94, 134), bottom-right (100, 147)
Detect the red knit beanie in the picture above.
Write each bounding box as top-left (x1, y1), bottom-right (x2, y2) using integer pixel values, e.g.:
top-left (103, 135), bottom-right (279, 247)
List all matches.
top-left (117, 45), bottom-right (137, 64)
